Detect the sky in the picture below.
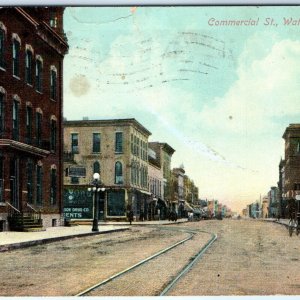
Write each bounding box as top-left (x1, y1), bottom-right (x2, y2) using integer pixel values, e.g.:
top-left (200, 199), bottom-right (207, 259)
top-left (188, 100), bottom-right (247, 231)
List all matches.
top-left (63, 6), bottom-right (300, 213)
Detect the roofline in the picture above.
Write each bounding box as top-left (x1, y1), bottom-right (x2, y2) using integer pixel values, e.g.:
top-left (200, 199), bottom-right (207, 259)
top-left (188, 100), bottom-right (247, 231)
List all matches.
top-left (149, 141), bottom-right (175, 155)
top-left (282, 123), bottom-right (300, 139)
top-left (64, 118), bottom-right (152, 136)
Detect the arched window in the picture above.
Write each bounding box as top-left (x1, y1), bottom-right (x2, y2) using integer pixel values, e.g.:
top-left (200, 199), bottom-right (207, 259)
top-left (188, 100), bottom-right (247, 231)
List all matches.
top-left (35, 55), bottom-right (43, 92)
top-left (12, 34), bottom-right (21, 77)
top-left (0, 22), bottom-right (6, 69)
top-left (0, 87), bottom-right (5, 136)
top-left (115, 161), bottom-right (123, 184)
top-left (25, 45), bottom-right (33, 85)
top-left (93, 161), bottom-right (100, 174)
top-left (50, 65), bottom-right (57, 100)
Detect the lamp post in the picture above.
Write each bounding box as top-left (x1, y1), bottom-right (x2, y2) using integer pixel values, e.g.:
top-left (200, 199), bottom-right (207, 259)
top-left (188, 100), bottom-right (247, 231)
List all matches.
top-left (88, 173), bottom-right (105, 232)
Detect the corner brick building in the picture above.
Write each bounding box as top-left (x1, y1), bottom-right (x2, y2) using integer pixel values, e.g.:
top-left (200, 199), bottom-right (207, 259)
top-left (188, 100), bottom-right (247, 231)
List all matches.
top-left (0, 7), bottom-right (68, 231)
top-left (63, 118), bottom-right (151, 221)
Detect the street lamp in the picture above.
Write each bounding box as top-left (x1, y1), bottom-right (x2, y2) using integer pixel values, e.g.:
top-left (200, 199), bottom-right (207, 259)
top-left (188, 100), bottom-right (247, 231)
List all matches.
top-left (88, 173), bottom-right (105, 232)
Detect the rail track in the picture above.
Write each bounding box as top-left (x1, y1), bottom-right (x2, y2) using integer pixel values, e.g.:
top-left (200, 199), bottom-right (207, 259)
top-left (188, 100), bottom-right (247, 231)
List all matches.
top-left (75, 225), bottom-right (217, 297)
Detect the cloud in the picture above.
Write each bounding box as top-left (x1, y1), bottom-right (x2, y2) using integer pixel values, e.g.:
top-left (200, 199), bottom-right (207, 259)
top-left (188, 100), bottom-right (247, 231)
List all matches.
top-left (199, 38), bottom-right (300, 135)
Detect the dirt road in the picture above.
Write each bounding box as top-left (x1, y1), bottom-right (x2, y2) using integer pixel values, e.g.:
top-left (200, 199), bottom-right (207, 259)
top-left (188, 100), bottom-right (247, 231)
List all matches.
top-left (0, 219), bottom-right (299, 296)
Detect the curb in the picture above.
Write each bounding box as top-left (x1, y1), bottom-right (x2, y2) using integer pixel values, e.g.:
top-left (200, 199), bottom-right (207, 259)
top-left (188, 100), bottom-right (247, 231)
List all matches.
top-left (0, 227), bottom-right (129, 253)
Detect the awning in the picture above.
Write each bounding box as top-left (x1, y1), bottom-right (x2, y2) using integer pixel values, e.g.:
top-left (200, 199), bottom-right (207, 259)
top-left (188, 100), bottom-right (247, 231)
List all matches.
top-left (193, 208), bottom-right (202, 215)
top-left (157, 198), bottom-right (167, 207)
top-left (139, 190), bottom-right (152, 196)
top-left (184, 202), bottom-right (194, 212)
top-left (0, 139), bottom-right (50, 158)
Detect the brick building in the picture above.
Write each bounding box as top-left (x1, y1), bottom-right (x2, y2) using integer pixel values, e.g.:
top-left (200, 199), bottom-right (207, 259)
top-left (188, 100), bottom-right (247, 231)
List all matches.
top-left (0, 8), bottom-right (68, 231)
top-left (63, 118), bottom-right (151, 221)
top-left (280, 124), bottom-right (300, 216)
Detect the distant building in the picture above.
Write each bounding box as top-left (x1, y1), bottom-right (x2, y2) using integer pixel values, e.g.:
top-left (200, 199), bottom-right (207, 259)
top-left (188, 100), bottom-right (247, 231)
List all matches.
top-left (171, 167), bottom-right (185, 217)
top-left (268, 186), bottom-right (279, 217)
top-left (0, 7), bottom-right (68, 231)
top-left (148, 142), bottom-right (175, 219)
top-left (63, 118), bottom-right (151, 221)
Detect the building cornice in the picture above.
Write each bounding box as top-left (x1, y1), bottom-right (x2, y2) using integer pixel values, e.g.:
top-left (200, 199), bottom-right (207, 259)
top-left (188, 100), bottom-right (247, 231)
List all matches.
top-left (0, 139), bottom-right (50, 158)
top-left (64, 118), bottom-right (152, 137)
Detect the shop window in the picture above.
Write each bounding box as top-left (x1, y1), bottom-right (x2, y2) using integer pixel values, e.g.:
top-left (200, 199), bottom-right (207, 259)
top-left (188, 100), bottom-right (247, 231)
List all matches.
top-left (107, 190), bottom-right (125, 216)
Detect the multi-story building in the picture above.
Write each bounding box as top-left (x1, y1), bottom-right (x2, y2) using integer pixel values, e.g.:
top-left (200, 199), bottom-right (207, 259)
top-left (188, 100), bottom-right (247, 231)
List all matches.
top-left (171, 166), bottom-right (185, 217)
top-left (281, 124), bottom-right (300, 216)
top-left (268, 186), bottom-right (279, 217)
top-left (0, 8), bottom-right (68, 231)
top-left (148, 142), bottom-right (175, 213)
top-left (63, 118), bottom-right (151, 221)
top-left (148, 146), bottom-right (165, 220)
top-left (278, 158), bottom-right (286, 218)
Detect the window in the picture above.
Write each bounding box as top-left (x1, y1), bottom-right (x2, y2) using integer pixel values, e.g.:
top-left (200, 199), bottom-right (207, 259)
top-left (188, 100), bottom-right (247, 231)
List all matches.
top-left (12, 39), bottom-right (20, 77)
top-left (71, 133), bottom-right (79, 154)
top-left (12, 100), bottom-right (19, 140)
top-left (26, 159), bottom-right (33, 204)
top-left (50, 119), bottom-right (57, 152)
top-left (92, 133), bottom-right (101, 153)
top-left (0, 92), bottom-right (4, 135)
top-left (131, 134), bottom-right (134, 154)
top-left (50, 69), bottom-right (57, 100)
top-left (36, 112), bottom-right (42, 147)
top-left (107, 190), bottom-right (125, 216)
top-left (26, 106), bottom-right (32, 144)
top-left (93, 161), bottom-right (100, 174)
top-left (50, 168), bottom-right (57, 205)
top-left (36, 58), bottom-right (43, 92)
top-left (36, 165), bottom-right (43, 205)
top-left (0, 29), bottom-right (4, 69)
top-left (71, 177), bottom-right (79, 184)
top-left (115, 161), bottom-right (123, 184)
top-left (25, 50), bottom-right (33, 84)
top-left (50, 11), bottom-right (58, 28)
top-left (115, 132), bottom-right (123, 153)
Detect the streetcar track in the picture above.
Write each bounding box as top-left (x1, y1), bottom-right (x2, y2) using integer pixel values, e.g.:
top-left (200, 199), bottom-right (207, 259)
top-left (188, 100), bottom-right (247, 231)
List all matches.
top-left (75, 227), bottom-right (194, 296)
top-left (75, 225), bottom-right (217, 297)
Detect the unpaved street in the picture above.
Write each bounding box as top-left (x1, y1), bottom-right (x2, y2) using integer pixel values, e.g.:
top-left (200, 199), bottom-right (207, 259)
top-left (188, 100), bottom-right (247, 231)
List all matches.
top-left (0, 220), bottom-right (299, 296)
top-left (169, 219), bottom-right (300, 296)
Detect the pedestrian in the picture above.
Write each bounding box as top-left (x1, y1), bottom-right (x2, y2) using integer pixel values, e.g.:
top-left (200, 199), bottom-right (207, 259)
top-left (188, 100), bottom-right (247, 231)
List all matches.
top-left (127, 210), bottom-right (134, 225)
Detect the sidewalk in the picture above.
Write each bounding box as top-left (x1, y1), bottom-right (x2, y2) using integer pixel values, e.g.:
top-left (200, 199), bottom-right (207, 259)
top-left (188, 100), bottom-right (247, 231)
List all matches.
top-left (0, 218), bottom-right (188, 252)
top-left (262, 218), bottom-right (289, 227)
